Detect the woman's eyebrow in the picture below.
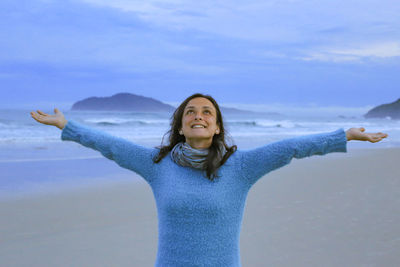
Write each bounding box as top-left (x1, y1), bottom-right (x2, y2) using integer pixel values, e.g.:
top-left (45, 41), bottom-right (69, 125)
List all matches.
top-left (185, 106), bottom-right (213, 110)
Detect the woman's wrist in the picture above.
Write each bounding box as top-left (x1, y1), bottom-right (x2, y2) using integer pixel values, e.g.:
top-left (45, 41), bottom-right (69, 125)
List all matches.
top-left (345, 129), bottom-right (352, 141)
top-left (57, 118), bottom-right (68, 130)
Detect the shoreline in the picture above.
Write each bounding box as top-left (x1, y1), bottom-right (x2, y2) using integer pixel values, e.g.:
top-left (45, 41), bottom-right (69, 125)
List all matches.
top-left (0, 142), bottom-right (396, 163)
top-left (0, 146), bottom-right (397, 201)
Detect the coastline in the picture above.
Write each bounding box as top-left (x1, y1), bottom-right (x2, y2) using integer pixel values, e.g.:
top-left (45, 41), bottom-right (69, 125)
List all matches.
top-left (0, 142), bottom-right (393, 200)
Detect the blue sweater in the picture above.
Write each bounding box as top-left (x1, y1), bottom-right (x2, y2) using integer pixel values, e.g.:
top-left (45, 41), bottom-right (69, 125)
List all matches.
top-left (61, 121), bottom-right (347, 267)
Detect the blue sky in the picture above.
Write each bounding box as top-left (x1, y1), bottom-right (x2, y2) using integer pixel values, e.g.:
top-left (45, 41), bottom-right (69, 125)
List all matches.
top-left (1, 0), bottom-right (399, 109)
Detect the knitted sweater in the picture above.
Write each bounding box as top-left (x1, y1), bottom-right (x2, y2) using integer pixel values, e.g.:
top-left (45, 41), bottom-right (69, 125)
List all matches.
top-left (61, 120), bottom-right (347, 267)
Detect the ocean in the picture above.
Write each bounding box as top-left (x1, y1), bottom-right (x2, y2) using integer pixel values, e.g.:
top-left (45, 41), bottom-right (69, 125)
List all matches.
top-left (0, 106), bottom-right (399, 198)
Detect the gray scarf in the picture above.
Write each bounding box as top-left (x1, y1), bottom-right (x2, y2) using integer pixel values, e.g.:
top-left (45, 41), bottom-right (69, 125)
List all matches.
top-left (171, 142), bottom-right (226, 170)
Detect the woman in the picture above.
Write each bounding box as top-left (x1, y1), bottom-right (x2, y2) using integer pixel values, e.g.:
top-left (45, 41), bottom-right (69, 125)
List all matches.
top-left (31, 93), bottom-right (388, 267)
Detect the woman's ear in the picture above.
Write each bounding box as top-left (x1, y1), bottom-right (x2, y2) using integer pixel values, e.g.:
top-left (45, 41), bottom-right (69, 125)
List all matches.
top-left (179, 129), bottom-right (183, 135)
top-left (216, 122), bottom-right (221, 134)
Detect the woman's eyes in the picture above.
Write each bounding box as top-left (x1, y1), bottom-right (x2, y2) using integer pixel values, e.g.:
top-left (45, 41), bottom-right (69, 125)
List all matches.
top-left (186, 110), bottom-right (211, 115)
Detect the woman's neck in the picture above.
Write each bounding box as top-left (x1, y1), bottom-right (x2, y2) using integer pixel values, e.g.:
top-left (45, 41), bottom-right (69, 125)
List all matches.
top-left (185, 138), bottom-right (212, 149)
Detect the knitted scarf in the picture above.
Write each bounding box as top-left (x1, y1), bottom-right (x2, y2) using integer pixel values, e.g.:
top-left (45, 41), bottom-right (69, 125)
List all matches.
top-left (171, 142), bottom-right (226, 170)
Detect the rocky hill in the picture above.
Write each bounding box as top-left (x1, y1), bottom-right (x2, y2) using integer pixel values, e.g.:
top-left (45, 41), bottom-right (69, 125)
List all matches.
top-left (71, 93), bottom-right (175, 112)
top-left (364, 98), bottom-right (400, 120)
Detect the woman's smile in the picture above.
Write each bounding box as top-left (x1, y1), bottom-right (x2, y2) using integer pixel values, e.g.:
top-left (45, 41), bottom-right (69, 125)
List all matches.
top-left (191, 124), bottom-right (206, 128)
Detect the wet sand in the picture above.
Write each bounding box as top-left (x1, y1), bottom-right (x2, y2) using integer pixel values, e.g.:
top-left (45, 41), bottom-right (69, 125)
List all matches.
top-left (1, 148), bottom-right (399, 266)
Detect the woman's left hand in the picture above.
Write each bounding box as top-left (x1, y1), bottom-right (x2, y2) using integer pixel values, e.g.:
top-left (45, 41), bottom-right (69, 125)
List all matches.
top-left (346, 127), bottom-right (388, 143)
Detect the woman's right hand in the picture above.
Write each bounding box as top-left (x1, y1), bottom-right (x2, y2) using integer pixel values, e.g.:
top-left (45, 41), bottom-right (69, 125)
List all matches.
top-left (30, 108), bottom-right (68, 130)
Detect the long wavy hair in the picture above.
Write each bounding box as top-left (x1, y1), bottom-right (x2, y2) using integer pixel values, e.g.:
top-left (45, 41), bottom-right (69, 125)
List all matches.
top-left (153, 93), bottom-right (237, 180)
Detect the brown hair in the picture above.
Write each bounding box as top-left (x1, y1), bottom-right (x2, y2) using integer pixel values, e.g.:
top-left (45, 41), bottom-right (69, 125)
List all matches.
top-left (153, 93), bottom-right (237, 180)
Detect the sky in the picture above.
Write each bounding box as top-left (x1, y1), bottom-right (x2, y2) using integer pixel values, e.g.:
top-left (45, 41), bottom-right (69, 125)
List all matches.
top-left (1, 0), bottom-right (399, 109)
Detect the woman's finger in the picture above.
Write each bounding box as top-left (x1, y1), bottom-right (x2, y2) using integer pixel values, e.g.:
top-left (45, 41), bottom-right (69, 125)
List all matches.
top-left (36, 115), bottom-right (44, 122)
top-left (30, 112), bottom-right (38, 120)
top-left (37, 110), bottom-right (47, 116)
top-left (374, 133), bottom-right (387, 139)
top-left (370, 133), bottom-right (387, 143)
top-left (32, 115), bottom-right (41, 123)
top-left (370, 137), bottom-right (379, 143)
top-left (31, 112), bottom-right (40, 119)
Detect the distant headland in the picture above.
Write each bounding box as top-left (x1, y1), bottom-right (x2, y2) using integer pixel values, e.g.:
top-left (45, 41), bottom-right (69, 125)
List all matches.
top-left (71, 92), bottom-right (280, 116)
top-left (364, 98), bottom-right (400, 120)
top-left (71, 93), bottom-right (175, 112)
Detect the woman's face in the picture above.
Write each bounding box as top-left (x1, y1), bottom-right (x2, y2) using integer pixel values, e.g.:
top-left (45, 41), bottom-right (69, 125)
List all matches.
top-left (180, 97), bottom-right (220, 149)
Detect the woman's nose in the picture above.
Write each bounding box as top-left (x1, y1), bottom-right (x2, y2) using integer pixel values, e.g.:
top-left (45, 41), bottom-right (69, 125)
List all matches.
top-left (194, 112), bottom-right (203, 120)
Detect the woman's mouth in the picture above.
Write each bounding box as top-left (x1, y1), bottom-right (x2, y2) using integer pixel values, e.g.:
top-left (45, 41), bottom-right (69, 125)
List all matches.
top-left (191, 124), bottom-right (206, 128)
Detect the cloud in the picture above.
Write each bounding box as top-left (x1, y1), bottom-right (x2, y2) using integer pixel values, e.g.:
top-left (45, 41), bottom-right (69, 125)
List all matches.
top-left (78, 0), bottom-right (311, 42)
top-left (76, 0), bottom-right (400, 65)
top-left (0, 0), bottom-right (226, 75)
top-left (331, 42), bottom-right (400, 58)
top-left (78, 0), bottom-right (400, 42)
top-left (3, 0), bottom-right (400, 66)
top-left (300, 42), bottom-right (400, 62)
top-left (1, 0), bottom-right (400, 109)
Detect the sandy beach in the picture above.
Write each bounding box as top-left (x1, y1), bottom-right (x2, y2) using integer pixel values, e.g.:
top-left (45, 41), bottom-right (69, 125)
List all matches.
top-left (1, 148), bottom-right (399, 267)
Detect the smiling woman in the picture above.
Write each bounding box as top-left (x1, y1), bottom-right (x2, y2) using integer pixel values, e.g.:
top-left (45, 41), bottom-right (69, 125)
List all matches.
top-left (30, 93), bottom-right (388, 267)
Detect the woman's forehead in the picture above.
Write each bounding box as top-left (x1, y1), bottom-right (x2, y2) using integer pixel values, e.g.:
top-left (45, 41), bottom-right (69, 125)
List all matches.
top-left (185, 97), bottom-right (215, 110)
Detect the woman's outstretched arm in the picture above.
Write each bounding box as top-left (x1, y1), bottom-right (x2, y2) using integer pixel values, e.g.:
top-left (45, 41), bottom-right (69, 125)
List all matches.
top-left (239, 127), bottom-right (388, 186)
top-left (30, 108), bottom-right (157, 182)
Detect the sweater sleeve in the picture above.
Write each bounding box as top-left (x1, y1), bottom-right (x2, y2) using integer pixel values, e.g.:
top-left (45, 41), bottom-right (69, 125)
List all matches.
top-left (61, 120), bottom-right (157, 182)
top-left (240, 128), bottom-right (347, 186)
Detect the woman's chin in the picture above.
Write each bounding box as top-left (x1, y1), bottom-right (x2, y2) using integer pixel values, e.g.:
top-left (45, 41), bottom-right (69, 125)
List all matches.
top-left (186, 135), bottom-right (214, 142)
